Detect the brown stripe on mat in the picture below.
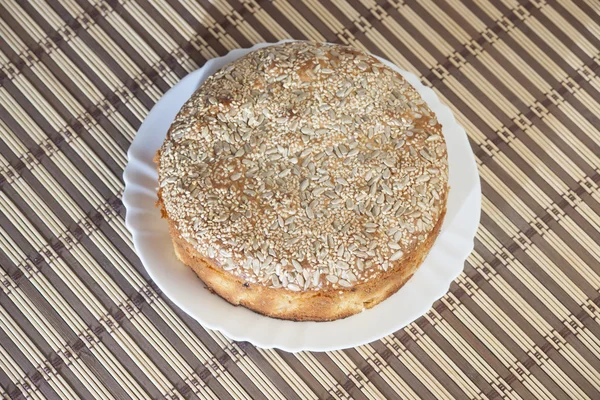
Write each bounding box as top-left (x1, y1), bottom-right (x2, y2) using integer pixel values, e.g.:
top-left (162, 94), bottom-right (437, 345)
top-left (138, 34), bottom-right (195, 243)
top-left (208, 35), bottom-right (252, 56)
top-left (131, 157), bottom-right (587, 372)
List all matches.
top-left (452, 279), bottom-right (574, 398)
top-left (234, 346), bottom-right (308, 399)
top-left (0, 252), bottom-right (137, 399)
top-left (131, 0), bottom-right (233, 56)
top-left (342, 0), bottom-right (433, 72)
top-left (253, 0), bottom-right (308, 41)
top-left (466, 242), bottom-right (593, 346)
top-left (270, 350), bottom-right (331, 398)
top-left (227, 0), bottom-right (281, 43)
top-left (389, 330), bottom-right (473, 400)
top-left (89, 0), bottom-right (206, 79)
top-left (309, 352), bottom-right (366, 399)
top-left (435, 300), bottom-right (539, 399)
top-left (1, 47), bottom-right (136, 158)
top-left (296, 0), bottom-right (340, 41)
top-left (76, 0), bottom-right (192, 85)
top-left (421, 311), bottom-right (498, 397)
top-left (0, 322), bottom-right (80, 399)
top-left (457, 250), bottom-right (587, 394)
top-left (27, 0), bottom-right (162, 111)
top-left (369, 339), bottom-right (440, 399)
top-left (474, 213), bottom-right (600, 348)
top-left (479, 156), bottom-right (599, 291)
top-left (497, 2), bottom-right (600, 101)
top-left (379, 2), bottom-right (448, 66)
top-left (535, 1), bottom-right (599, 65)
top-left (418, 0), bottom-right (592, 159)
top-left (154, 294), bottom-right (277, 398)
top-left (1, 2), bottom-right (147, 137)
top-left (477, 188), bottom-right (593, 305)
top-left (340, 347), bottom-right (401, 399)
top-left (0, 101), bottom-right (116, 203)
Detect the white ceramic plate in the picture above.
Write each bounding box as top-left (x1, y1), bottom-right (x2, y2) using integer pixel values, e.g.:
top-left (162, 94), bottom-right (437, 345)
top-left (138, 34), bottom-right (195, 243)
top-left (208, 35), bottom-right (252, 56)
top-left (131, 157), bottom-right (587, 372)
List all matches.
top-left (123, 41), bottom-right (481, 352)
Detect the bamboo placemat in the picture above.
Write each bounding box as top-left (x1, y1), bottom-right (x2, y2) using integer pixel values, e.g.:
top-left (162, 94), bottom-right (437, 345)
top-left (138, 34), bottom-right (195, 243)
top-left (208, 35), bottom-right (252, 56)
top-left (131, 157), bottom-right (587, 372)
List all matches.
top-left (1, 0), bottom-right (599, 399)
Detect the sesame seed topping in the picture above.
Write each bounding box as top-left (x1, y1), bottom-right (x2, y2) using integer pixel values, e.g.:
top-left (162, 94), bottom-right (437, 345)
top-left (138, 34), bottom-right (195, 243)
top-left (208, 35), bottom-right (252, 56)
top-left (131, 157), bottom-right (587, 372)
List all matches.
top-left (158, 41), bottom-right (448, 291)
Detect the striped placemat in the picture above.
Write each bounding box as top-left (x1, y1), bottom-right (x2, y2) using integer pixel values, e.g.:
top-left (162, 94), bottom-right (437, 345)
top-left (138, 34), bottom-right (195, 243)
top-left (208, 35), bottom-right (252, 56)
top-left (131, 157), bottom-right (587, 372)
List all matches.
top-left (1, 0), bottom-right (599, 399)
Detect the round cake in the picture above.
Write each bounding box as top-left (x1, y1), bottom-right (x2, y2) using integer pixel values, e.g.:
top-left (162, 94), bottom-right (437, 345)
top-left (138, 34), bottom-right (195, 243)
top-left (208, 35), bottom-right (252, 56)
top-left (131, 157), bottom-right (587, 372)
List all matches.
top-left (156, 41), bottom-right (448, 321)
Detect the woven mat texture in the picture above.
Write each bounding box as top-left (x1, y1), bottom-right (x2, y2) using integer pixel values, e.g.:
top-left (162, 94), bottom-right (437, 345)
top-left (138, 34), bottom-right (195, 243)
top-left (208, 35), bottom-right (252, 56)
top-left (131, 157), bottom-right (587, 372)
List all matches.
top-left (1, 0), bottom-right (600, 399)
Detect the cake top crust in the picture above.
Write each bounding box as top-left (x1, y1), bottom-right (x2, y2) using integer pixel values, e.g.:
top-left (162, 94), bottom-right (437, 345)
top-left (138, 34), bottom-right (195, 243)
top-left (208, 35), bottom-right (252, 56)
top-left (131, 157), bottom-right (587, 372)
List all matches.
top-left (158, 41), bottom-right (448, 291)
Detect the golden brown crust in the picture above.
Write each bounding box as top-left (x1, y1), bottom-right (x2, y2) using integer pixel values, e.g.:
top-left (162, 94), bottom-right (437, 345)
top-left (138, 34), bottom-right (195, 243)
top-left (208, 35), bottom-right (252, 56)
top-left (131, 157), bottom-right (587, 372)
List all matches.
top-left (157, 184), bottom-right (446, 321)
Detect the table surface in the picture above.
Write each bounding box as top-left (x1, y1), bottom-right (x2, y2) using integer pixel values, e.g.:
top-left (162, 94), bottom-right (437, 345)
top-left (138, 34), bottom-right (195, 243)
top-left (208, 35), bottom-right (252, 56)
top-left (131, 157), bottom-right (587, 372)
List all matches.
top-left (1, 1), bottom-right (599, 399)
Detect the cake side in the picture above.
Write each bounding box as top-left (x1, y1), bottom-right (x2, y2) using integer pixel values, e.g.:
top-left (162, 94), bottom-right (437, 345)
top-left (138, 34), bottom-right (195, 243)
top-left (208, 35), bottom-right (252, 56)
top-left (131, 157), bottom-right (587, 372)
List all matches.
top-left (156, 183), bottom-right (446, 321)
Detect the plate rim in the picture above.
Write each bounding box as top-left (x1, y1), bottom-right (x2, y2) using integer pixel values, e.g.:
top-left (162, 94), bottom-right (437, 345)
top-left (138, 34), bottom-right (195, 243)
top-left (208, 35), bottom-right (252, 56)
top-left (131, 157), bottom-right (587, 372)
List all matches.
top-left (123, 40), bottom-right (481, 352)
